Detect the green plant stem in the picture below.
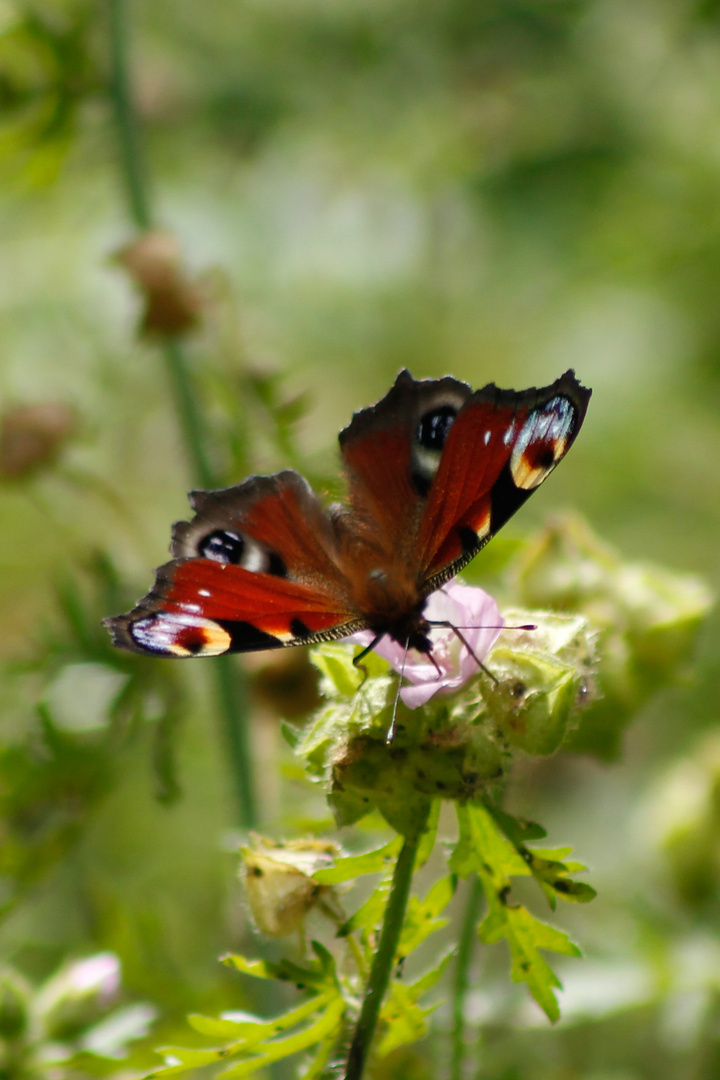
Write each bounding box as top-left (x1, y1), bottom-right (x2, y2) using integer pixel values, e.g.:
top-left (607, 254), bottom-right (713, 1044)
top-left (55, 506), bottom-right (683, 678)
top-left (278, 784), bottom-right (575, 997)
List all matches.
top-left (213, 656), bottom-right (256, 830)
top-left (107, 0), bottom-right (151, 231)
top-left (450, 874), bottom-right (484, 1080)
top-left (162, 337), bottom-right (217, 489)
top-left (106, 0), bottom-right (257, 828)
top-left (344, 816), bottom-right (428, 1080)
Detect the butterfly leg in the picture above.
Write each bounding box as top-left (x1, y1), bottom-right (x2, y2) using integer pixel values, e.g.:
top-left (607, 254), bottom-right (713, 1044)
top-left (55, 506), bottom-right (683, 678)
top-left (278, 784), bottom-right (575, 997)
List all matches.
top-left (352, 633), bottom-right (385, 688)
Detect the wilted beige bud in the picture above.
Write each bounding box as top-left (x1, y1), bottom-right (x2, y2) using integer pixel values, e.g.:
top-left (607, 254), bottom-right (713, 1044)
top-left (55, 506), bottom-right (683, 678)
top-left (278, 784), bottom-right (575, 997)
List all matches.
top-left (0, 402), bottom-right (75, 479)
top-left (241, 836), bottom-right (339, 937)
top-left (114, 230), bottom-right (203, 337)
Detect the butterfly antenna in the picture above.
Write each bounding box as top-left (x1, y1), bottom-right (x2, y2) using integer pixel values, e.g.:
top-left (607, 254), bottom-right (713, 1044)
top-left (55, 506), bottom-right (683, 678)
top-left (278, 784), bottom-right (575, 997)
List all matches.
top-left (427, 620), bottom-right (502, 685)
top-left (387, 636), bottom-right (411, 745)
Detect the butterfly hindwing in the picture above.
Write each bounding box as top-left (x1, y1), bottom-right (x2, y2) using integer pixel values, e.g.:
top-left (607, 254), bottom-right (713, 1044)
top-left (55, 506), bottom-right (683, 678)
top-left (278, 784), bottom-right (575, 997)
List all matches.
top-left (105, 471), bottom-right (362, 657)
top-left (106, 559), bottom-right (363, 657)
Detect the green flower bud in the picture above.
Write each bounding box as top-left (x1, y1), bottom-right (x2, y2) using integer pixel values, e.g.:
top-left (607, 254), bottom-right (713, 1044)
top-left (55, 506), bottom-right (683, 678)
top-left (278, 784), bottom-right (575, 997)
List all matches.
top-left (511, 514), bottom-right (714, 758)
top-left (484, 611), bottom-right (595, 755)
top-left (643, 734), bottom-right (720, 909)
top-left (301, 617), bottom-right (594, 835)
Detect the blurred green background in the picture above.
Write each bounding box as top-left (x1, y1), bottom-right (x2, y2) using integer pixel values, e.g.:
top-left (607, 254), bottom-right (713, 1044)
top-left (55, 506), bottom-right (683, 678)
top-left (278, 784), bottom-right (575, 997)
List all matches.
top-left (1, 0), bottom-right (720, 1076)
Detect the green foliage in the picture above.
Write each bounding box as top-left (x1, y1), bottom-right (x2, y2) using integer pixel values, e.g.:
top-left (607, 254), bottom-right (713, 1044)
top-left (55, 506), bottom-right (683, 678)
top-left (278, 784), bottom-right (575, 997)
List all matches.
top-left (0, 953), bottom-right (155, 1078)
top-left (0, 553), bottom-right (185, 918)
top-left (511, 515), bottom-right (715, 758)
top-left (451, 803), bottom-right (588, 1022)
top-left (0, 1), bottom-right (718, 1078)
top-left (296, 609), bottom-right (596, 836)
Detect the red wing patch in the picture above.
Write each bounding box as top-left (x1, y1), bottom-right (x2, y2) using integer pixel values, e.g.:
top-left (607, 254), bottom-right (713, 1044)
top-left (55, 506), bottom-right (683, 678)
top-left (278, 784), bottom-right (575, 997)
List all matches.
top-left (105, 559), bottom-right (362, 657)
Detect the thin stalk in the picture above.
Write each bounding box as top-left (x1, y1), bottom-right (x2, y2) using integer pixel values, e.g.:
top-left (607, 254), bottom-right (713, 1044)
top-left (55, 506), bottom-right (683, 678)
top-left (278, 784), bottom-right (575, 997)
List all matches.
top-left (162, 337), bottom-right (217, 489)
top-left (212, 656), bottom-right (256, 830)
top-left (450, 874), bottom-right (484, 1080)
top-left (344, 815), bottom-right (429, 1080)
top-left (106, 0), bottom-right (257, 827)
top-left (107, 0), bottom-right (151, 230)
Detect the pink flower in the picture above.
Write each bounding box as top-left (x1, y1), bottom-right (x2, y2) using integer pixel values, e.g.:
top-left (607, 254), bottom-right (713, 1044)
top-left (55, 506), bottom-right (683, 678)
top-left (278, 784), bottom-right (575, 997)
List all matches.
top-left (350, 582), bottom-right (504, 709)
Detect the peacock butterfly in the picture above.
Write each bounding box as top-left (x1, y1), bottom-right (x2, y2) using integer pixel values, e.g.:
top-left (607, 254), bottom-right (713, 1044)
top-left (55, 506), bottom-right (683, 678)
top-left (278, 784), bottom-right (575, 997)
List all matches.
top-left (105, 370), bottom-right (591, 662)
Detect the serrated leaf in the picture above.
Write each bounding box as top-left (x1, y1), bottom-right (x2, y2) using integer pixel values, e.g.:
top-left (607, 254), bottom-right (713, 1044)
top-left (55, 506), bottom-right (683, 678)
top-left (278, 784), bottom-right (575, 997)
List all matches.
top-left (338, 877), bottom-right (390, 937)
top-left (376, 984), bottom-right (435, 1057)
top-left (159, 994), bottom-right (340, 1079)
top-left (221, 954), bottom-right (333, 991)
top-left (398, 875), bottom-right (454, 957)
top-left (313, 837), bottom-right (402, 885)
top-left (486, 804), bottom-right (547, 843)
top-left (406, 948), bottom-right (454, 1000)
top-left (479, 899), bottom-right (580, 1022)
top-left (375, 951), bottom-right (453, 1057)
top-left (451, 803), bottom-right (529, 884)
top-left (481, 804), bottom-right (596, 909)
top-left (217, 996), bottom-right (346, 1078)
top-left (188, 1015), bottom-right (262, 1038)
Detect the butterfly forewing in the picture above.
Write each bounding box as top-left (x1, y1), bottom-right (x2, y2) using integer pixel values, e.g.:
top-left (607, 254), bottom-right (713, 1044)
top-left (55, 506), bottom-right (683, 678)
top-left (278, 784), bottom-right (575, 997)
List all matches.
top-left (338, 370), bottom-right (472, 560)
top-left (416, 371), bottom-right (591, 592)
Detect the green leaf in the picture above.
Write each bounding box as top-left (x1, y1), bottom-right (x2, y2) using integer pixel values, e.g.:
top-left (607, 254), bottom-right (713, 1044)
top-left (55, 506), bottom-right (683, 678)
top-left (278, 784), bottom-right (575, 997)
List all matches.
top-left (188, 1014), bottom-right (264, 1038)
top-left (451, 803), bottom-right (530, 884)
top-left (376, 984), bottom-right (435, 1057)
top-left (311, 648), bottom-right (362, 697)
top-left (398, 875), bottom-right (454, 957)
top-left (217, 996), bottom-right (346, 1078)
top-left (450, 803), bottom-right (587, 1020)
top-left (338, 877), bottom-right (390, 938)
top-left (313, 837), bottom-right (402, 885)
top-left (406, 948), bottom-right (454, 1000)
top-left (479, 898), bottom-right (580, 1022)
top-left (155, 994), bottom-right (340, 1078)
top-left (310, 644), bottom-right (388, 698)
top-left (483, 803), bottom-right (596, 908)
top-left (376, 951), bottom-right (453, 1057)
top-left (221, 954), bottom-right (334, 992)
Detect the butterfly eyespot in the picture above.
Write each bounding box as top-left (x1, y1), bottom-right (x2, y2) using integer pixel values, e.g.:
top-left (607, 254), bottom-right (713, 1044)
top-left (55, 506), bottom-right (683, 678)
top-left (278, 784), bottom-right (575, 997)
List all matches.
top-left (130, 612), bottom-right (232, 657)
top-left (267, 551), bottom-right (288, 578)
top-left (417, 405), bottom-right (457, 451)
top-left (200, 529), bottom-right (245, 564)
top-left (509, 395), bottom-right (575, 490)
top-left (412, 405), bottom-right (459, 496)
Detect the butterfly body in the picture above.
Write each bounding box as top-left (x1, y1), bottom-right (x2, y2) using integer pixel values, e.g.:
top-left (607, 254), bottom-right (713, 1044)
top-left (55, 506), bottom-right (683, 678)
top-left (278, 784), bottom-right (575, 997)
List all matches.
top-left (106, 370), bottom-right (591, 659)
